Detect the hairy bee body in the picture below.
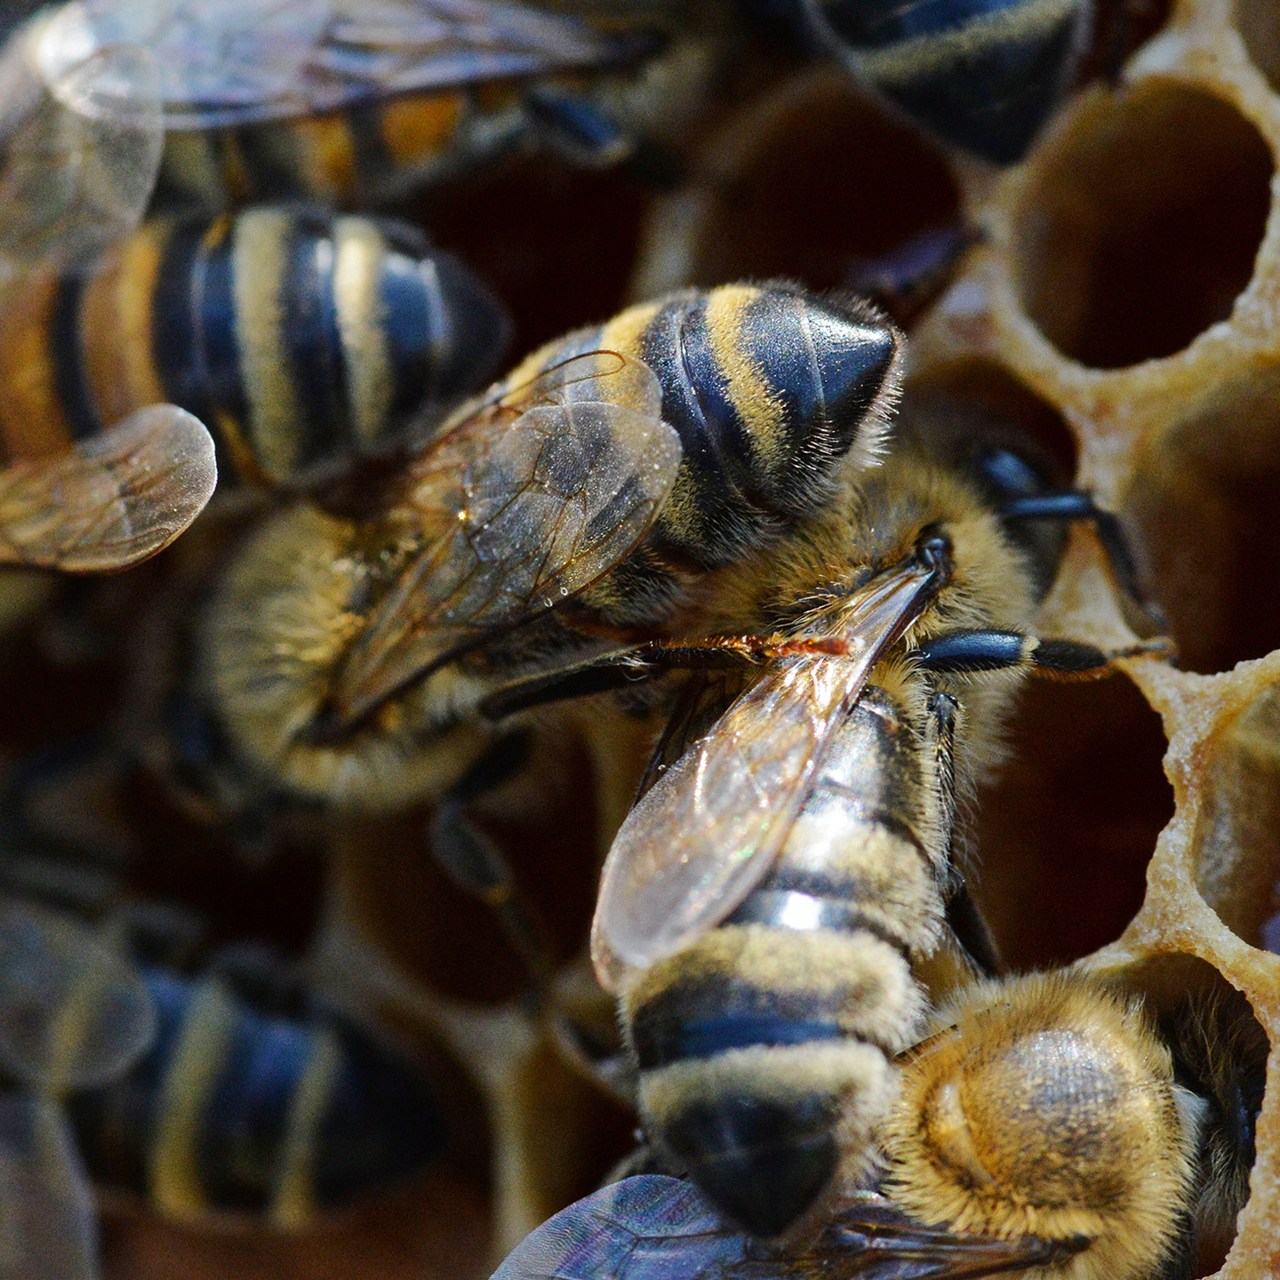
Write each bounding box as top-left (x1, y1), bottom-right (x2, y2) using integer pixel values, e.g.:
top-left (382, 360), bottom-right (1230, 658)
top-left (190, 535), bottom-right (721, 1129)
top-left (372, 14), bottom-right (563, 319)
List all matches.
top-left (611, 440), bottom-right (1050, 1235)
top-left (189, 283), bottom-right (902, 811)
top-left (0, 204), bottom-right (509, 488)
top-left (491, 973), bottom-right (1264, 1280)
top-left (66, 962), bottom-right (447, 1229)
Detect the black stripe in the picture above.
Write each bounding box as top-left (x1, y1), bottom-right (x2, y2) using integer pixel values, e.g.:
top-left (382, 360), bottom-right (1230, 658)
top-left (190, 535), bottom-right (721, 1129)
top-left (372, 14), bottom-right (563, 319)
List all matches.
top-left (280, 210), bottom-right (348, 473)
top-left (631, 973), bottom-right (882, 1070)
top-left (49, 273), bottom-right (99, 438)
top-left (152, 220), bottom-right (208, 417)
top-left (726, 889), bottom-right (913, 959)
top-left (194, 221), bottom-right (250, 434)
top-left (197, 1001), bottom-right (308, 1212)
top-left (634, 1013), bottom-right (843, 1069)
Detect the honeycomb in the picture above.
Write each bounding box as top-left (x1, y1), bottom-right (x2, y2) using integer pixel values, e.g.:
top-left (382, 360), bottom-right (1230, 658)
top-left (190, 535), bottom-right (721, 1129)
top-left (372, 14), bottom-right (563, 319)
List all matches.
top-left (14, 2), bottom-right (1280, 1277)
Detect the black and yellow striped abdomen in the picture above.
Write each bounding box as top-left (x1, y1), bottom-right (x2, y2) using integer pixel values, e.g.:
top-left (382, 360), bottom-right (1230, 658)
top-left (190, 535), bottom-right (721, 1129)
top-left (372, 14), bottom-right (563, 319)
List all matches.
top-left (0, 206), bottom-right (509, 488)
top-left (66, 965), bottom-right (447, 1228)
top-left (499, 284), bottom-right (901, 626)
top-left (157, 91), bottom-right (482, 209)
top-left (621, 680), bottom-right (947, 1236)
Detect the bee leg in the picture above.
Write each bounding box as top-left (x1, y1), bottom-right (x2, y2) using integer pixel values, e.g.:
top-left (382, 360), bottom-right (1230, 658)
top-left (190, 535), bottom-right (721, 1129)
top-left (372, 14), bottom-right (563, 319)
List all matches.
top-left (998, 490), bottom-right (1146, 606)
top-left (914, 628), bottom-right (1170, 678)
top-left (428, 735), bottom-right (557, 998)
top-left (925, 690), bottom-right (1002, 977)
top-left (524, 89), bottom-right (686, 189)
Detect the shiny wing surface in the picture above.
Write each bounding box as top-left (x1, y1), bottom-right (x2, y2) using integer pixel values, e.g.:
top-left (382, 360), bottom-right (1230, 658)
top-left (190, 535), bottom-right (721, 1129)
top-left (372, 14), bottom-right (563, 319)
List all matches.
top-left (490, 1177), bottom-right (1077, 1280)
top-left (490, 1176), bottom-right (750, 1280)
top-left (334, 351), bottom-right (681, 724)
top-left (0, 407), bottom-right (217, 572)
top-left (0, 1097), bottom-right (97, 1280)
top-left (0, 902), bottom-right (157, 1092)
top-left (0, 14), bottom-right (161, 268)
top-left (46, 0), bottom-right (640, 129)
top-left (592, 553), bottom-right (944, 991)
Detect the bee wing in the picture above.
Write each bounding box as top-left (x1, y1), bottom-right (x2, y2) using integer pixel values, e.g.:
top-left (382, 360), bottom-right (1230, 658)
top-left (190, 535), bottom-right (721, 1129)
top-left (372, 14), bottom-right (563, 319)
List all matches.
top-left (591, 555), bottom-right (943, 991)
top-left (0, 902), bottom-right (157, 1094)
top-left (49, 0), bottom-right (641, 130)
top-left (0, 14), bottom-right (161, 269)
top-left (491, 1178), bottom-right (1082, 1280)
top-left (490, 1175), bottom-right (751, 1280)
top-left (0, 1096), bottom-right (98, 1280)
top-left (333, 351), bottom-right (681, 725)
top-left (0, 406), bottom-right (217, 573)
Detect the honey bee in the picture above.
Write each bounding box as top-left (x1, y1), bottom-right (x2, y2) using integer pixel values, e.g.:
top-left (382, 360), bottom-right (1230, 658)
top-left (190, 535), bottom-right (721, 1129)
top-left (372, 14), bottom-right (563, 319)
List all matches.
top-left (22, 0), bottom-right (669, 211)
top-left (0, 0), bottom-right (218, 589)
top-left (0, 203), bottom-right (510, 491)
top-left (798, 0), bottom-right (1092, 164)
top-left (487, 971), bottom-right (1262, 1280)
top-left (0, 875), bottom-right (449, 1258)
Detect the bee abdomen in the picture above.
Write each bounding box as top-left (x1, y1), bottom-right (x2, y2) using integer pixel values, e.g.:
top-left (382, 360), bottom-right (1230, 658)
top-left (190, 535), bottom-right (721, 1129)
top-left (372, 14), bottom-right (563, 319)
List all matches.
top-left (22, 206), bottom-right (509, 489)
top-left (68, 967), bottom-right (447, 1227)
top-left (635, 286), bottom-right (900, 566)
top-left (625, 923), bottom-right (921, 1236)
top-left (818, 0), bottom-right (1090, 163)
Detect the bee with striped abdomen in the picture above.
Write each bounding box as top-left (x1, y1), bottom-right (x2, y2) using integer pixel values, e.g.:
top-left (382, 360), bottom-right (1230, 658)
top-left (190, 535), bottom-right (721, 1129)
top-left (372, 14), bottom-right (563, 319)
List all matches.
top-left (797, 0), bottom-right (1093, 164)
top-left (487, 971), bottom-right (1263, 1280)
top-left (0, 0), bottom-right (218, 618)
top-left (154, 284), bottom-right (1156, 1235)
top-left (0, 204), bottom-right (510, 493)
top-left (0, 859), bottom-right (449, 1249)
top-left (23, 0), bottom-right (671, 211)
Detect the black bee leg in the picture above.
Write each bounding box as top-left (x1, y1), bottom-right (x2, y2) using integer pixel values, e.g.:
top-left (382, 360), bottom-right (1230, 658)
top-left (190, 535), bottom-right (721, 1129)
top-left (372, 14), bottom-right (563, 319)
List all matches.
top-left (524, 89), bottom-right (686, 189)
top-left (914, 629), bottom-right (1170, 678)
top-left (429, 735), bottom-right (556, 999)
top-left (925, 690), bottom-right (1002, 977)
top-left (998, 490), bottom-right (1144, 605)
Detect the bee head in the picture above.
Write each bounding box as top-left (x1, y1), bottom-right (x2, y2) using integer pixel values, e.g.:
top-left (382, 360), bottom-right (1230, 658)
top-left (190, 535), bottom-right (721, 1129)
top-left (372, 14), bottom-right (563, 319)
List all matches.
top-left (882, 973), bottom-right (1197, 1280)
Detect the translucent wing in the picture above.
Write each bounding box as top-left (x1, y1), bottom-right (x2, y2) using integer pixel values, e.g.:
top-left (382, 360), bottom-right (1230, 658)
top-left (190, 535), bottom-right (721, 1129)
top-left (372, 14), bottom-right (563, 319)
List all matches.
top-left (0, 901), bottom-right (157, 1093)
top-left (491, 1176), bottom-right (750, 1280)
top-left (0, 13), bottom-right (161, 270)
top-left (334, 351), bottom-right (681, 725)
top-left (0, 1096), bottom-right (97, 1280)
top-left (0, 406), bottom-right (217, 573)
top-left (592, 552), bottom-right (946, 991)
top-left (43, 0), bottom-right (641, 130)
top-left (490, 1176), bottom-right (1079, 1280)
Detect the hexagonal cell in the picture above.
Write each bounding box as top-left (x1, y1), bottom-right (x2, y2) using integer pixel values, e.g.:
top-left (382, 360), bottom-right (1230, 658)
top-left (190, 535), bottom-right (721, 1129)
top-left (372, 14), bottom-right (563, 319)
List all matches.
top-left (1125, 368), bottom-right (1280, 672)
top-left (1190, 680), bottom-right (1280, 951)
top-left (902, 359), bottom-right (1078, 480)
top-left (641, 68), bottom-right (961, 297)
top-left (1011, 79), bottom-right (1272, 368)
top-left (1237, 0), bottom-right (1280, 95)
top-left (969, 673), bottom-right (1172, 971)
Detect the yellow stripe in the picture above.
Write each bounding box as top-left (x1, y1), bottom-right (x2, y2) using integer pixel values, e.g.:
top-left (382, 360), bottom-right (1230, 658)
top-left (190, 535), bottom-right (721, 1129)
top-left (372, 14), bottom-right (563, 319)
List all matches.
top-left (232, 208), bottom-right (299, 485)
top-left (148, 978), bottom-right (238, 1224)
top-left (269, 1026), bottom-right (342, 1229)
top-left (333, 216), bottom-right (392, 449)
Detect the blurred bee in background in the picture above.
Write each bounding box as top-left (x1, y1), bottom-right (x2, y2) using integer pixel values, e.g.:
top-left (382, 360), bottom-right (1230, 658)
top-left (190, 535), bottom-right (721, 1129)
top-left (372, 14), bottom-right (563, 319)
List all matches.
top-left (0, 202), bottom-right (511, 493)
top-left (778, 0), bottom-right (1093, 164)
top-left (0, 844), bottom-right (451, 1266)
top-left (0, 0), bottom-right (219, 629)
top-left (485, 970), bottom-right (1266, 1280)
top-left (20, 0), bottom-right (693, 213)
